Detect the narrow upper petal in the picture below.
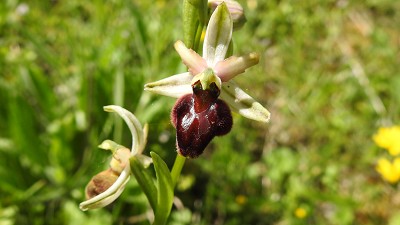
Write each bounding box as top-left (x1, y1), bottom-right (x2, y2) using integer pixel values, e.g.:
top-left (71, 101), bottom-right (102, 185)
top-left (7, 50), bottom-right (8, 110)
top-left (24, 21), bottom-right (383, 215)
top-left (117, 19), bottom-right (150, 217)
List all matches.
top-left (144, 72), bottom-right (192, 98)
top-left (220, 80), bottom-right (270, 123)
top-left (214, 52), bottom-right (260, 82)
top-left (174, 40), bottom-right (208, 76)
top-left (203, 2), bottom-right (233, 67)
top-left (103, 105), bottom-right (145, 156)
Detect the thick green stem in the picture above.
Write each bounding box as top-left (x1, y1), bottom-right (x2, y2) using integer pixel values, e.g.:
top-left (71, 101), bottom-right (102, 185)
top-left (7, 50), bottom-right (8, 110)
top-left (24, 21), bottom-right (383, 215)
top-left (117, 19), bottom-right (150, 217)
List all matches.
top-left (171, 154), bottom-right (186, 188)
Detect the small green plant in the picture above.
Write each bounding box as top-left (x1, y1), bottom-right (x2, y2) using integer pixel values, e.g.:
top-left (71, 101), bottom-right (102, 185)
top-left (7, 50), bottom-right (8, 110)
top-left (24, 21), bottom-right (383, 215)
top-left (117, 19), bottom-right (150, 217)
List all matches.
top-left (79, 1), bottom-right (269, 224)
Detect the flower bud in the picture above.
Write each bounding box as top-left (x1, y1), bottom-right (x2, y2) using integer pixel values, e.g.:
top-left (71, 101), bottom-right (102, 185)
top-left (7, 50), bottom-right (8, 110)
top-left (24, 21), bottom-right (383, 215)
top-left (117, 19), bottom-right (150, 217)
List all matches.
top-left (208, 0), bottom-right (246, 30)
top-left (85, 169), bottom-right (119, 200)
top-left (80, 105), bottom-right (150, 211)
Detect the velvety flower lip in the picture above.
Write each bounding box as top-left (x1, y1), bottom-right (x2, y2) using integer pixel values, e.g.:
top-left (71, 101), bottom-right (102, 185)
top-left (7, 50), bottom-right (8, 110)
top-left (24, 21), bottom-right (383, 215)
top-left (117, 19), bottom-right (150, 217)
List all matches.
top-left (79, 105), bottom-right (150, 211)
top-left (171, 70), bottom-right (233, 158)
top-left (144, 2), bottom-right (270, 123)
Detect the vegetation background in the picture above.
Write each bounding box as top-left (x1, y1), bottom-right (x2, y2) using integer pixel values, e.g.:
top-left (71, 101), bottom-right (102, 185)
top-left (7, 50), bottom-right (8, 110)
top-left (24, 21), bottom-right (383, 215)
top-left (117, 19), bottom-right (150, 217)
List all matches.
top-left (1, 0), bottom-right (400, 224)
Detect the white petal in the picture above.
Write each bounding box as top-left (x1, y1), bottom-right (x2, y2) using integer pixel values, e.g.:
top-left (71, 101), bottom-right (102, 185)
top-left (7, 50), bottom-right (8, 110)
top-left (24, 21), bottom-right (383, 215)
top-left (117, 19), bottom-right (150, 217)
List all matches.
top-left (103, 105), bottom-right (144, 156)
top-left (79, 165), bottom-right (131, 211)
top-left (203, 2), bottom-right (233, 67)
top-left (144, 72), bottom-right (192, 98)
top-left (220, 80), bottom-right (270, 123)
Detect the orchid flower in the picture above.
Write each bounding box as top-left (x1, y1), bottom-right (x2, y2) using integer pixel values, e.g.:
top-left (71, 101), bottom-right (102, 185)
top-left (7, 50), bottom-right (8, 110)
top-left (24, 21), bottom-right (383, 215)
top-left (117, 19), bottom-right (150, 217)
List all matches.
top-left (144, 3), bottom-right (270, 158)
top-left (79, 105), bottom-right (151, 211)
top-left (144, 2), bottom-right (270, 124)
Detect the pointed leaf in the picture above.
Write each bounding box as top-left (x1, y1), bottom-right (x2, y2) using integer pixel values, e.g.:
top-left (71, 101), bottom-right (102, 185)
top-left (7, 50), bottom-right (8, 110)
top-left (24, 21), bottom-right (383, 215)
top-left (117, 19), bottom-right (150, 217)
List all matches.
top-left (130, 157), bottom-right (158, 210)
top-left (151, 152), bottom-right (174, 225)
top-left (220, 80), bottom-right (270, 123)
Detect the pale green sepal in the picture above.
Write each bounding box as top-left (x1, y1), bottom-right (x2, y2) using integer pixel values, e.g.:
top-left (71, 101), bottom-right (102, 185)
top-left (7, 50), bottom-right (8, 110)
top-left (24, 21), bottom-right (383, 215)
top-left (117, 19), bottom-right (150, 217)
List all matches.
top-left (103, 105), bottom-right (144, 156)
top-left (144, 72), bottom-right (192, 98)
top-left (79, 165), bottom-right (131, 211)
top-left (203, 2), bottom-right (233, 67)
top-left (220, 80), bottom-right (270, 123)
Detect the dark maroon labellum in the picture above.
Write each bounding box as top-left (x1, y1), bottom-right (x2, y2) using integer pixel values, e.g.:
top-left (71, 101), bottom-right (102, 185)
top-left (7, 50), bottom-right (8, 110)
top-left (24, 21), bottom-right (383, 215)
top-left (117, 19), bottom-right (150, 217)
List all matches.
top-left (171, 81), bottom-right (232, 158)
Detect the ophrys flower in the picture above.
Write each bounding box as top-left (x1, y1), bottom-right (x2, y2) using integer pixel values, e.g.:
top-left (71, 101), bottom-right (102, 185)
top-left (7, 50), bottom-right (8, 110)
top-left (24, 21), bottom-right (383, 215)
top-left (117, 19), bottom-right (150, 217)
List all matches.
top-left (144, 3), bottom-right (270, 157)
top-left (79, 105), bottom-right (151, 210)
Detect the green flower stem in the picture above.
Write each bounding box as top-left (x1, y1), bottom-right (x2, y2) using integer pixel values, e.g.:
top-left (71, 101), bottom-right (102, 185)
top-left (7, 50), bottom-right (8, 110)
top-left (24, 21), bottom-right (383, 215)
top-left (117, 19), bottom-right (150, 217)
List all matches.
top-left (171, 154), bottom-right (187, 187)
top-left (183, 0), bottom-right (198, 48)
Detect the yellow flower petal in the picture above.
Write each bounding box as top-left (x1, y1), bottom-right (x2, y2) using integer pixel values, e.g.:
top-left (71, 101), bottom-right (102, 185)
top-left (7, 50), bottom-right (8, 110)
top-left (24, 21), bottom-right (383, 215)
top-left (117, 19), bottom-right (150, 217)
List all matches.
top-left (373, 126), bottom-right (400, 156)
top-left (376, 158), bottom-right (400, 183)
top-left (295, 207), bottom-right (307, 219)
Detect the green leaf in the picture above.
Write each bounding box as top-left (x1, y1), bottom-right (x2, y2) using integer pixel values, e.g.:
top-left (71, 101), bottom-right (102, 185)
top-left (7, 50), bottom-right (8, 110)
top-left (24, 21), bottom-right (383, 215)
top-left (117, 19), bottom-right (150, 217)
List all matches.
top-left (151, 152), bottom-right (174, 225)
top-left (130, 157), bottom-right (158, 210)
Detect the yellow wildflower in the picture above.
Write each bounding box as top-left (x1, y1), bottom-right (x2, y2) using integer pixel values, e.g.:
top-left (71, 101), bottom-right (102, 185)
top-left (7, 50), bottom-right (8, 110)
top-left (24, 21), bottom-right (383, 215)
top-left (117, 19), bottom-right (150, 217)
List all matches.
top-left (373, 126), bottom-right (400, 156)
top-left (235, 195), bottom-right (247, 205)
top-left (294, 207), bottom-right (307, 219)
top-left (376, 157), bottom-right (400, 183)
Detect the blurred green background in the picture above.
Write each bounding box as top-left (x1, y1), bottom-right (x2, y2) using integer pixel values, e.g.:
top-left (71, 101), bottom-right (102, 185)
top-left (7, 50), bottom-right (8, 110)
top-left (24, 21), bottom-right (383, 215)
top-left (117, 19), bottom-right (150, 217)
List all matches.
top-left (1, 0), bottom-right (400, 224)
